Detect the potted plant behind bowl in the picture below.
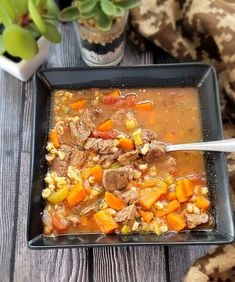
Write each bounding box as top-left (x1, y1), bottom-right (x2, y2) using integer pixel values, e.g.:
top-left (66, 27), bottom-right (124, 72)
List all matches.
top-left (59, 0), bottom-right (140, 67)
top-left (0, 0), bottom-right (61, 81)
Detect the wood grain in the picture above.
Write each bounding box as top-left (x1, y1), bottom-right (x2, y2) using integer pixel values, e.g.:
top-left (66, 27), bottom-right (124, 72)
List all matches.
top-left (167, 246), bottom-right (212, 281)
top-left (12, 23), bottom-right (89, 282)
top-left (93, 246), bottom-right (166, 282)
top-left (0, 71), bottom-right (23, 282)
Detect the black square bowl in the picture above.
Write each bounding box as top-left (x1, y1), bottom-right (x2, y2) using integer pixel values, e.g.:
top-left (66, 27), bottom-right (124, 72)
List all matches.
top-left (28, 63), bottom-right (234, 249)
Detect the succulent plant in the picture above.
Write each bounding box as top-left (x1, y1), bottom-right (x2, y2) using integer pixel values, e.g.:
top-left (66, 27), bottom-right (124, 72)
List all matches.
top-left (0, 0), bottom-right (61, 60)
top-left (59, 0), bottom-right (140, 31)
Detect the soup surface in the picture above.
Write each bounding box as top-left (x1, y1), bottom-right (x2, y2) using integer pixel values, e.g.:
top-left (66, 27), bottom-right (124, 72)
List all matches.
top-left (42, 88), bottom-right (212, 236)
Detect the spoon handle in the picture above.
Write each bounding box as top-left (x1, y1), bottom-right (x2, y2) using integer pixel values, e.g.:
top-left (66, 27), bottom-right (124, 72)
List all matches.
top-left (165, 138), bottom-right (235, 153)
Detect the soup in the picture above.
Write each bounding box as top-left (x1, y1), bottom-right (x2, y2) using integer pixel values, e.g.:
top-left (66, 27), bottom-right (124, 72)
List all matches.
top-left (42, 88), bottom-right (213, 236)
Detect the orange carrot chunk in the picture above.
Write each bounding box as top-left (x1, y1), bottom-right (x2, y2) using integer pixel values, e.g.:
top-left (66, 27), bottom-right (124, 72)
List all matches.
top-left (139, 187), bottom-right (164, 209)
top-left (49, 130), bottom-right (60, 148)
top-left (142, 180), bottom-right (157, 188)
top-left (176, 179), bottom-right (189, 203)
top-left (167, 191), bottom-right (177, 201)
top-left (105, 192), bottom-right (126, 211)
top-left (139, 211), bottom-right (154, 224)
top-left (94, 210), bottom-right (118, 234)
top-left (97, 119), bottom-right (113, 132)
top-left (135, 101), bottom-right (153, 110)
top-left (183, 179), bottom-right (194, 197)
top-left (70, 98), bottom-right (87, 110)
top-left (90, 165), bottom-right (103, 183)
top-left (67, 182), bottom-right (87, 207)
top-left (103, 90), bottom-right (120, 104)
top-left (195, 196), bottom-right (210, 210)
top-left (156, 200), bottom-right (181, 217)
top-left (119, 137), bottom-right (134, 151)
top-left (166, 213), bottom-right (186, 231)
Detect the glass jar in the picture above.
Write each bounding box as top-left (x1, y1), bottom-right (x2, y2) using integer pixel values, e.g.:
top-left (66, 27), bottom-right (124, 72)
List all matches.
top-left (75, 13), bottom-right (128, 67)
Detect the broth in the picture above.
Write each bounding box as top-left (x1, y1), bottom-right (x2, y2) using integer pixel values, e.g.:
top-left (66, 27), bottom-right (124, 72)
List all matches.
top-left (42, 87), bottom-right (212, 236)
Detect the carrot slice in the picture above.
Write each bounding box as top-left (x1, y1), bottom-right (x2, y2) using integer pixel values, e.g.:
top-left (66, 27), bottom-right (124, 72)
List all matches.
top-left (195, 196), bottom-right (210, 210)
top-left (167, 191), bottom-right (177, 201)
top-left (166, 213), bottom-right (186, 231)
top-left (183, 179), bottom-right (194, 197)
top-left (176, 179), bottom-right (188, 203)
top-left (94, 210), bottom-right (118, 234)
top-left (97, 119), bottom-right (113, 132)
top-left (139, 187), bottom-right (164, 209)
top-left (135, 101), bottom-right (153, 110)
top-left (67, 182), bottom-right (87, 207)
top-left (105, 192), bottom-right (126, 211)
top-left (70, 98), bottom-right (87, 110)
top-left (49, 130), bottom-right (60, 148)
top-left (90, 165), bottom-right (103, 183)
top-left (103, 90), bottom-right (120, 105)
top-left (139, 211), bottom-right (154, 224)
top-left (155, 200), bottom-right (181, 217)
top-left (119, 137), bottom-right (134, 151)
top-left (155, 178), bottom-right (168, 195)
top-left (52, 212), bottom-right (67, 231)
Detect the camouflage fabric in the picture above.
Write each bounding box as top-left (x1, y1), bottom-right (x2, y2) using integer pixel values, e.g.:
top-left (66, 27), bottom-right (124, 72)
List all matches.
top-left (131, 1), bottom-right (235, 280)
top-left (131, 0), bottom-right (235, 106)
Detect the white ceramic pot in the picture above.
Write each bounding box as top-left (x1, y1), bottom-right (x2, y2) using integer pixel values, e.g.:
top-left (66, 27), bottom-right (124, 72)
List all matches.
top-left (0, 37), bottom-right (50, 81)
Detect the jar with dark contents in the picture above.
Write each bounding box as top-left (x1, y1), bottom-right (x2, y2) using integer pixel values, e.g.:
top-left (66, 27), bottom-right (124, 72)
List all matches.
top-left (75, 13), bottom-right (128, 67)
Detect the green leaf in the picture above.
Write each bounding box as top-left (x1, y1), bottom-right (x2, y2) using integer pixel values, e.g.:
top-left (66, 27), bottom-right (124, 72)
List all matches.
top-left (35, 0), bottom-right (47, 7)
top-left (80, 3), bottom-right (98, 19)
top-left (79, 0), bottom-right (98, 14)
top-left (59, 6), bottom-right (80, 22)
top-left (3, 25), bottom-right (38, 60)
top-left (113, 5), bottom-right (125, 17)
top-left (11, 0), bottom-right (28, 15)
top-left (0, 7), bottom-right (12, 26)
top-left (25, 23), bottom-right (41, 39)
top-left (28, 0), bottom-right (46, 33)
top-left (116, 0), bottom-right (140, 10)
top-left (96, 9), bottom-right (112, 31)
top-left (43, 22), bottom-right (61, 43)
top-left (101, 0), bottom-right (117, 16)
top-left (46, 0), bottom-right (60, 17)
top-left (0, 35), bottom-right (5, 55)
top-left (0, 0), bottom-right (15, 20)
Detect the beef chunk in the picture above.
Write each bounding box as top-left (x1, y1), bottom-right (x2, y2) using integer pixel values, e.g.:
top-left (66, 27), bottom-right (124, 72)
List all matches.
top-left (112, 109), bottom-right (126, 124)
top-left (120, 190), bottom-right (138, 204)
top-left (69, 149), bottom-right (86, 168)
top-left (166, 156), bottom-right (177, 174)
top-left (99, 151), bottom-right (122, 164)
top-left (84, 138), bottom-right (118, 154)
top-left (114, 205), bottom-right (138, 226)
top-left (102, 167), bottom-right (133, 192)
top-left (51, 145), bottom-right (73, 176)
top-left (185, 213), bottom-right (209, 229)
top-left (118, 150), bottom-right (139, 165)
top-left (141, 129), bottom-right (157, 143)
top-left (144, 141), bottom-right (166, 162)
top-left (70, 109), bottom-right (95, 147)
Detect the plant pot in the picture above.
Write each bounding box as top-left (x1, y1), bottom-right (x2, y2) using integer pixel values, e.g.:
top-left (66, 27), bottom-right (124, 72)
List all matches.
top-left (75, 13), bottom-right (128, 67)
top-left (0, 37), bottom-right (50, 81)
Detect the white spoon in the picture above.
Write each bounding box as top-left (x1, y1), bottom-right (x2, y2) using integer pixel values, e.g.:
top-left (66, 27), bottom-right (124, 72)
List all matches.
top-left (165, 138), bottom-right (235, 153)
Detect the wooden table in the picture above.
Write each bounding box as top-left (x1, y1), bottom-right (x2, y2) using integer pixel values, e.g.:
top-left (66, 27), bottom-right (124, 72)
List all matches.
top-left (0, 23), bottom-right (212, 282)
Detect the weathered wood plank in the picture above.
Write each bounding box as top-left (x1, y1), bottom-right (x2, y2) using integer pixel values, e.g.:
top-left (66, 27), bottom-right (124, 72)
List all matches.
top-left (13, 153), bottom-right (89, 282)
top-left (167, 245), bottom-right (212, 281)
top-left (93, 246), bottom-right (166, 282)
top-left (12, 23), bottom-right (89, 282)
top-left (0, 71), bottom-right (23, 282)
